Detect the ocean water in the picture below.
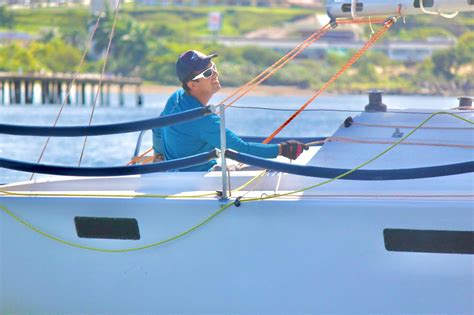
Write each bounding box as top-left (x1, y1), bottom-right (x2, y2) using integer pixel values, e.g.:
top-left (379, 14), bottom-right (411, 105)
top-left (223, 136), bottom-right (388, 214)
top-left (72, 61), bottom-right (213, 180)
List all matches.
top-left (0, 91), bottom-right (456, 183)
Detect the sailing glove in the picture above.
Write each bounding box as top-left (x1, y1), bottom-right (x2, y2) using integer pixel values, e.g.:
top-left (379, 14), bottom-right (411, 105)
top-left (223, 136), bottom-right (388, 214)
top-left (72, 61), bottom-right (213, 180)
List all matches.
top-left (279, 140), bottom-right (309, 160)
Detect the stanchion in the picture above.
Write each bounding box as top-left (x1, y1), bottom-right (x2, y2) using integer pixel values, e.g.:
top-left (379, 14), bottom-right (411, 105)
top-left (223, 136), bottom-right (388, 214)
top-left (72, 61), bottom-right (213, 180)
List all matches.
top-left (219, 103), bottom-right (228, 200)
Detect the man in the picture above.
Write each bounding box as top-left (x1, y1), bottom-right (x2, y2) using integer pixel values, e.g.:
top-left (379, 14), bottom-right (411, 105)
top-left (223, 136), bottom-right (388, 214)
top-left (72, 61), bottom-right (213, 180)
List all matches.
top-left (153, 50), bottom-right (308, 171)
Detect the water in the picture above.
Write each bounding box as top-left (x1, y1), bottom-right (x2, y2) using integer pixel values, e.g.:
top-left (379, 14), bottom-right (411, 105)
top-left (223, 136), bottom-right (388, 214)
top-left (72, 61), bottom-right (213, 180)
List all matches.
top-left (0, 91), bottom-right (455, 183)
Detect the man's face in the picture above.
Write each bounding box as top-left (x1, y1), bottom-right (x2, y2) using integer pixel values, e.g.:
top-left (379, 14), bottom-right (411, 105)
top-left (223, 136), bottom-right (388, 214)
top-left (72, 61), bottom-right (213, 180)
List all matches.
top-left (189, 62), bottom-right (221, 95)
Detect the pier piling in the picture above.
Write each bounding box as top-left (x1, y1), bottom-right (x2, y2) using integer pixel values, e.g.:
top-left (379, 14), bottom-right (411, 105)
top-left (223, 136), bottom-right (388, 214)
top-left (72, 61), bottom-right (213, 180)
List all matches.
top-left (0, 72), bottom-right (142, 106)
top-left (119, 84), bottom-right (124, 107)
top-left (1, 80), bottom-right (4, 105)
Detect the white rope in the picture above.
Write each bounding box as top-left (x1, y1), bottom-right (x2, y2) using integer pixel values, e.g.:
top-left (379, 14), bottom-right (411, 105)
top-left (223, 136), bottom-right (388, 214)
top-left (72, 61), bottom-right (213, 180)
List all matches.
top-left (30, 12), bottom-right (104, 180)
top-left (351, 0), bottom-right (360, 20)
top-left (419, 0), bottom-right (459, 19)
top-left (78, 0), bottom-right (122, 167)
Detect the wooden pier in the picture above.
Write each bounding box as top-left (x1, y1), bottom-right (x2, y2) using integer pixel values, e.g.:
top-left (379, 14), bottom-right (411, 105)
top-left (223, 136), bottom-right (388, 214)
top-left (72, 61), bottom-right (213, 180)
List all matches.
top-left (0, 72), bottom-right (143, 106)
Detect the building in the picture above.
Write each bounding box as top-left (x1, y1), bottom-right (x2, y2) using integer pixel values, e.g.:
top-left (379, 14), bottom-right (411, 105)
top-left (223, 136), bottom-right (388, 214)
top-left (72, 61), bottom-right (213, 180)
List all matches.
top-left (0, 31), bottom-right (37, 46)
top-left (133, 0), bottom-right (320, 7)
top-left (216, 37), bottom-right (456, 62)
top-left (0, 0), bottom-right (83, 7)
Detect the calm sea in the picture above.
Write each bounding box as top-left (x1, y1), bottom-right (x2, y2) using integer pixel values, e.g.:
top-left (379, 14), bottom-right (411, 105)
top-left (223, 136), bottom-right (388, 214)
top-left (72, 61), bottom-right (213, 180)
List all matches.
top-left (0, 91), bottom-right (455, 183)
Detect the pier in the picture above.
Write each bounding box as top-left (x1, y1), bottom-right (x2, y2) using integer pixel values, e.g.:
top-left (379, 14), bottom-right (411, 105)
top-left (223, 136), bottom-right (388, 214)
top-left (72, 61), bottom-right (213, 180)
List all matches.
top-left (0, 72), bottom-right (143, 106)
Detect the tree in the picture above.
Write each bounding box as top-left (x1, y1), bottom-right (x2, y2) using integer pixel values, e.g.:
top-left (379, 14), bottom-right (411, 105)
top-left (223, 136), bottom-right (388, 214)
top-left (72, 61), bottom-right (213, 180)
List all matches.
top-left (92, 14), bottom-right (151, 76)
top-left (30, 39), bottom-right (82, 73)
top-left (432, 49), bottom-right (457, 80)
top-left (0, 43), bottom-right (43, 72)
top-left (0, 6), bottom-right (15, 29)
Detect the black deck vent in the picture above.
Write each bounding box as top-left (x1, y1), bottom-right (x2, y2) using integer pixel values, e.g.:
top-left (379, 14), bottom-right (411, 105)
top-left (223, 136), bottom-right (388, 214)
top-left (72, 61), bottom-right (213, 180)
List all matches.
top-left (342, 3), bottom-right (363, 12)
top-left (75, 216), bottom-right (140, 240)
top-left (414, 0), bottom-right (434, 8)
top-left (384, 229), bottom-right (474, 255)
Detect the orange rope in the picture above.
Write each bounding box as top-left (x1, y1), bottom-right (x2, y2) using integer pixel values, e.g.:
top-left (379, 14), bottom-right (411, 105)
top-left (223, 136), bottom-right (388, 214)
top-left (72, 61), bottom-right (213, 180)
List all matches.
top-left (217, 23), bottom-right (335, 107)
top-left (263, 17), bottom-right (397, 144)
top-left (221, 19), bottom-right (388, 110)
top-left (127, 147), bottom-right (154, 165)
top-left (141, 155), bottom-right (155, 164)
top-left (129, 17), bottom-right (393, 164)
top-left (222, 24), bottom-right (331, 109)
top-left (337, 17), bottom-right (387, 24)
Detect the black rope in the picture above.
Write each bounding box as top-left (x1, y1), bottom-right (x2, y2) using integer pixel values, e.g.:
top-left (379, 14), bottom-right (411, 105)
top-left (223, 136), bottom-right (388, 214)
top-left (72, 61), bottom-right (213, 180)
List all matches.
top-left (225, 150), bottom-right (474, 180)
top-left (240, 136), bottom-right (326, 145)
top-left (0, 106), bottom-right (212, 137)
top-left (231, 106), bottom-right (474, 115)
top-left (0, 150), bottom-right (218, 176)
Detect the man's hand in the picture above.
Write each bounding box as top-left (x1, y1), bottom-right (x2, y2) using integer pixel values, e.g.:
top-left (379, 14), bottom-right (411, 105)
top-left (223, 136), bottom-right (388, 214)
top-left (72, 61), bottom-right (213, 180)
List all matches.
top-left (279, 140), bottom-right (309, 160)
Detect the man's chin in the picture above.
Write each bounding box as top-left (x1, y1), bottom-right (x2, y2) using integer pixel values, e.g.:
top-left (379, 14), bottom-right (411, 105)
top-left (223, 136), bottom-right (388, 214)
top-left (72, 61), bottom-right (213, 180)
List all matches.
top-left (213, 82), bottom-right (222, 92)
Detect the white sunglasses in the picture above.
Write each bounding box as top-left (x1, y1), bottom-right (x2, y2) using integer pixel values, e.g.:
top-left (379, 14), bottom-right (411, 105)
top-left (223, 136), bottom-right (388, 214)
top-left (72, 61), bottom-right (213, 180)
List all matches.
top-left (191, 63), bottom-right (217, 81)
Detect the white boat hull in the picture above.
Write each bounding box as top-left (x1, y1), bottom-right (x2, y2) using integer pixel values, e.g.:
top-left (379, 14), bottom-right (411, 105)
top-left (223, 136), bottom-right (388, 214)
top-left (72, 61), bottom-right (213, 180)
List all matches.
top-left (1, 108), bottom-right (473, 313)
top-left (1, 193), bottom-right (473, 314)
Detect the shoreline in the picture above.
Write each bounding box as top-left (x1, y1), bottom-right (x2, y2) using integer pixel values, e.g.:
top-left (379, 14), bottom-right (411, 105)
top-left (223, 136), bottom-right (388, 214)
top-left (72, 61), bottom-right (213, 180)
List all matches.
top-left (122, 84), bottom-right (468, 97)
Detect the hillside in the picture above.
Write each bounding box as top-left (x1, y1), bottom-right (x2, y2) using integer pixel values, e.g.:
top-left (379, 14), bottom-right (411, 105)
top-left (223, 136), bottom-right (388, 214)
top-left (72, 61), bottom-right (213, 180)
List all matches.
top-left (0, 5), bottom-right (472, 95)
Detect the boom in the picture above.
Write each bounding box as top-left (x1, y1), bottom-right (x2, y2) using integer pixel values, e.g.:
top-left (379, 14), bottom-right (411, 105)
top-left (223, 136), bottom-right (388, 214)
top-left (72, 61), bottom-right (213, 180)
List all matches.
top-left (327, 0), bottom-right (474, 19)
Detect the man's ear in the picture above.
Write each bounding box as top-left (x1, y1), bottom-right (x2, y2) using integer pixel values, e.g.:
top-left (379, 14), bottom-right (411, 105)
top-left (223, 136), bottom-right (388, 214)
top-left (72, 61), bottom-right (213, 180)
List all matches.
top-left (187, 80), bottom-right (198, 91)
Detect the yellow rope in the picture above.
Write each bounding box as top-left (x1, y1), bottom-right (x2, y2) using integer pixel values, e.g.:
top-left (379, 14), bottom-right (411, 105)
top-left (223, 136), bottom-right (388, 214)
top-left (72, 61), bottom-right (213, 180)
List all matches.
top-left (1, 112), bottom-right (471, 252)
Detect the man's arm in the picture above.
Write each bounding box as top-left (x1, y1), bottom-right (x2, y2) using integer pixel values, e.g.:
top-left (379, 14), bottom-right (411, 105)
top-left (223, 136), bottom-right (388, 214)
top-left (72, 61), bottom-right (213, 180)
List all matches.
top-left (198, 115), bottom-right (279, 158)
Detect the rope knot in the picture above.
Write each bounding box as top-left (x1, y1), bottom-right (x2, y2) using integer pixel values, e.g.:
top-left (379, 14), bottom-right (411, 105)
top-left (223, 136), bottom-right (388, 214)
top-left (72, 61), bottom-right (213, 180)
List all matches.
top-left (234, 196), bottom-right (242, 207)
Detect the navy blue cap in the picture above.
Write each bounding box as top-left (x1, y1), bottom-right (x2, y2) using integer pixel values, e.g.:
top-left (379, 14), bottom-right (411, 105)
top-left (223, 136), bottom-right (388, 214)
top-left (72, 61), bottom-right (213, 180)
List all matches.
top-left (176, 50), bottom-right (218, 83)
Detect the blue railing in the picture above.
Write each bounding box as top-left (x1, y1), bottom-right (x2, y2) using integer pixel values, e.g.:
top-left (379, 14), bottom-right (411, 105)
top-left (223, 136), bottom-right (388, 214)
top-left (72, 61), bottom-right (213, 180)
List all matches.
top-left (0, 105), bottom-right (216, 175)
top-left (225, 150), bottom-right (474, 180)
top-left (2, 105), bottom-right (472, 180)
top-left (0, 106), bottom-right (212, 137)
top-left (0, 151), bottom-right (218, 176)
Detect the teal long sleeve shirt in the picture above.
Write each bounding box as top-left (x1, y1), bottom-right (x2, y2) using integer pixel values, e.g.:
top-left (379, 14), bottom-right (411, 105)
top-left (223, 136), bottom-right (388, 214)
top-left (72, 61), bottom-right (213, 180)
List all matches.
top-left (153, 89), bottom-right (279, 171)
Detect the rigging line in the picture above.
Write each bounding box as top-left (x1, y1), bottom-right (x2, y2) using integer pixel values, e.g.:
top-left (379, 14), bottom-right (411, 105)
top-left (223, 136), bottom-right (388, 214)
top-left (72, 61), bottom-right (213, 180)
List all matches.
top-left (231, 106), bottom-right (365, 112)
top-left (217, 24), bottom-right (330, 108)
top-left (78, 0), bottom-right (121, 167)
top-left (222, 24), bottom-right (332, 110)
top-left (0, 189), bottom-right (217, 199)
top-left (30, 12), bottom-right (104, 181)
top-left (0, 202), bottom-right (234, 253)
top-left (141, 155), bottom-right (155, 164)
top-left (337, 17), bottom-right (387, 25)
top-left (1, 113), bottom-right (471, 253)
top-left (135, 17), bottom-right (389, 161)
top-left (128, 147), bottom-right (154, 165)
top-left (352, 121), bottom-right (474, 130)
top-left (230, 106), bottom-right (474, 115)
top-left (247, 193), bottom-right (474, 199)
top-left (242, 111), bottom-right (474, 203)
top-left (130, 27), bottom-right (329, 162)
top-left (326, 136), bottom-right (474, 149)
top-left (262, 17), bottom-right (397, 144)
